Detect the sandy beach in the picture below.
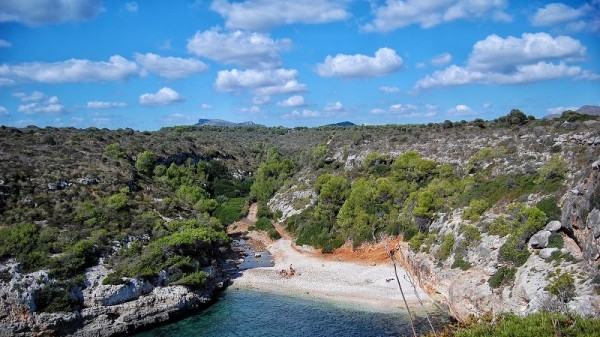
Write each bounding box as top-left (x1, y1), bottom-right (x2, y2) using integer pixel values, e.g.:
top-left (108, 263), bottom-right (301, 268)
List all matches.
top-left (228, 205), bottom-right (434, 313)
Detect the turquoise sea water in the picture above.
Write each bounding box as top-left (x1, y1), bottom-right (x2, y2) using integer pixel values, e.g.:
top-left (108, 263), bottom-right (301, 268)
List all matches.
top-left (134, 288), bottom-right (450, 337)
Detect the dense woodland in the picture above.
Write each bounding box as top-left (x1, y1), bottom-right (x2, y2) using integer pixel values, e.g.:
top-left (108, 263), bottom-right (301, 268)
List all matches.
top-left (1, 110), bottom-right (599, 335)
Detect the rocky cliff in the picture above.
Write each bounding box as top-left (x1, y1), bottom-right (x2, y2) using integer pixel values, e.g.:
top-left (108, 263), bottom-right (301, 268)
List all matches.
top-left (0, 259), bottom-right (229, 336)
top-left (268, 121), bottom-right (600, 322)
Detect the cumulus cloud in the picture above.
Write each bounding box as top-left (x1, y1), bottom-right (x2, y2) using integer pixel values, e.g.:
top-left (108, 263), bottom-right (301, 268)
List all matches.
top-left (547, 105), bottom-right (579, 115)
top-left (530, 2), bottom-right (595, 31)
top-left (187, 28), bottom-right (290, 69)
top-left (431, 52), bottom-right (452, 67)
top-left (363, 0), bottom-right (510, 32)
top-left (447, 104), bottom-right (478, 116)
top-left (415, 33), bottom-right (595, 90)
top-left (18, 95), bottom-right (64, 114)
top-left (201, 103), bottom-right (213, 109)
top-left (86, 101), bottom-right (128, 109)
top-left (252, 96), bottom-right (271, 105)
top-left (379, 86), bottom-right (401, 93)
top-left (483, 102), bottom-right (493, 109)
top-left (324, 101), bottom-right (345, 112)
top-left (277, 95), bottom-right (306, 107)
top-left (284, 109), bottom-right (323, 119)
top-left (0, 106), bottom-right (9, 115)
top-left (241, 106), bottom-right (261, 114)
top-left (0, 39), bottom-right (11, 48)
top-left (316, 48), bottom-right (403, 78)
top-left (0, 0), bottom-right (103, 26)
top-left (0, 55), bottom-right (139, 84)
top-left (135, 53), bottom-right (208, 79)
top-left (211, 0), bottom-right (350, 30)
top-left (125, 2), bottom-right (138, 13)
top-left (371, 103), bottom-right (436, 117)
top-left (14, 90), bottom-right (45, 102)
top-left (139, 87), bottom-right (184, 106)
top-left (215, 68), bottom-right (308, 96)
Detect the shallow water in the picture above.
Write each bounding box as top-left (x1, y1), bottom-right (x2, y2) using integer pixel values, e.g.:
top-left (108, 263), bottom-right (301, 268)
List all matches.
top-left (134, 288), bottom-right (450, 337)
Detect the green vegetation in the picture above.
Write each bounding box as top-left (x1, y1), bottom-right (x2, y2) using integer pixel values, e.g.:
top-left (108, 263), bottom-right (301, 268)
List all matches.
top-left (423, 312), bottom-right (600, 337)
top-left (212, 198), bottom-right (247, 225)
top-left (489, 266), bottom-right (517, 288)
top-left (546, 271), bottom-right (576, 303)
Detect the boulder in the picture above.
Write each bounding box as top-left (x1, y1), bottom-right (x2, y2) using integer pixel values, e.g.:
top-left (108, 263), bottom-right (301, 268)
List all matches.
top-left (545, 220), bottom-right (562, 232)
top-left (529, 230), bottom-right (551, 249)
top-left (539, 248), bottom-right (559, 259)
top-left (586, 209), bottom-right (600, 239)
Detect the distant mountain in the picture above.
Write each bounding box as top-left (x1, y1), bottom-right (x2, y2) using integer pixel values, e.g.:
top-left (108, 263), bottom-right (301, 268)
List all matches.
top-left (324, 121), bottom-right (356, 127)
top-left (196, 119), bottom-right (262, 127)
top-left (577, 105), bottom-right (600, 116)
top-left (543, 105), bottom-right (600, 120)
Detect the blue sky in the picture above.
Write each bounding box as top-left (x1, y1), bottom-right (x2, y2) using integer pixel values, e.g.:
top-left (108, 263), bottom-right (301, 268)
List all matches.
top-left (0, 0), bottom-right (598, 130)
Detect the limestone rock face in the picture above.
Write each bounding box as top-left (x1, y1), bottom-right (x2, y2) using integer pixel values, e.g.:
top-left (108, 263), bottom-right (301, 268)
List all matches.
top-left (545, 220), bottom-right (562, 232)
top-left (0, 259), bottom-right (228, 337)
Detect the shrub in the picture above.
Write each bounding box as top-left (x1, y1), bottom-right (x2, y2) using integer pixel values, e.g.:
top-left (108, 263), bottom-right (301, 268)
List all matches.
top-left (34, 286), bottom-right (77, 313)
top-left (546, 271), bottom-right (576, 303)
top-left (135, 150), bottom-right (156, 174)
top-left (463, 199), bottom-right (489, 222)
top-left (547, 232), bottom-right (564, 249)
top-left (172, 271), bottom-right (208, 288)
top-left (408, 232), bottom-right (426, 251)
top-left (452, 254), bottom-right (472, 271)
top-left (255, 217), bottom-right (274, 231)
top-left (488, 217), bottom-right (511, 237)
top-left (499, 235), bottom-right (530, 267)
top-left (436, 233), bottom-right (455, 260)
top-left (212, 198), bottom-right (246, 225)
top-left (489, 266), bottom-right (517, 288)
top-left (536, 198), bottom-right (562, 221)
top-left (103, 143), bottom-right (125, 159)
top-left (268, 228), bottom-right (281, 240)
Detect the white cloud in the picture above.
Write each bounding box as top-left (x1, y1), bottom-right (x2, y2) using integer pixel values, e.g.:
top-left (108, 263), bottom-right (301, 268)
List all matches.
top-left (284, 109), bottom-right (323, 119)
top-left (215, 68), bottom-right (308, 96)
top-left (211, 0), bottom-right (350, 30)
top-left (447, 104), bottom-right (478, 116)
top-left (0, 39), bottom-right (11, 47)
top-left (252, 96), bottom-right (271, 105)
top-left (277, 95), bottom-right (306, 107)
top-left (483, 102), bottom-right (493, 109)
top-left (18, 95), bottom-right (64, 114)
top-left (371, 103), bottom-right (436, 117)
top-left (316, 48), bottom-right (403, 78)
top-left (18, 91), bottom-right (45, 102)
top-left (241, 105), bottom-right (261, 114)
top-left (530, 3), bottom-right (588, 26)
top-left (0, 0), bottom-right (103, 26)
top-left (139, 87), bottom-right (184, 106)
top-left (201, 103), bottom-right (213, 109)
top-left (0, 55), bottom-right (139, 84)
top-left (363, 0), bottom-right (510, 32)
top-left (86, 101), bottom-right (128, 109)
top-left (467, 33), bottom-right (585, 72)
top-left (187, 28), bottom-right (290, 69)
top-left (547, 106), bottom-right (579, 115)
top-left (0, 106), bottom-right (8, 115)
top-left (415, 33), bottom-right (595, 90)
top-left (160, 113), bottom-right (199, 123)
top-left (431, 52), bottom-right (452, 67)
top-left (324, 101), bottom-right (344, 112)
top-left (125, 2), bottom-right (138, 13)
top-left (135, 53), bottom-right (208, 79)
top-left (379, 86), bottom-right (401, 93)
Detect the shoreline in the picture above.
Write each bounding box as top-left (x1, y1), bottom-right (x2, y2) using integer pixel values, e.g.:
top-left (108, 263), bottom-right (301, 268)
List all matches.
top-left (229, 236), bottom-right (436, 314)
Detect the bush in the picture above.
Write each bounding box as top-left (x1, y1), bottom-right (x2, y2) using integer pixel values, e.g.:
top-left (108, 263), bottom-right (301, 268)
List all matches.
top-left (172, 271), bottom-right (208, 288)
top-left (547, 232), bottom-right (564, 249)
top-left (212, 198), bottom-right (246, 225)
top-left (488, 217), bottom-right (512, 237)
top-left (546, 271), bottom-right (576, 303)
top-left (409, 232), bottom-right (426, 251)
top-left (489, 266), bottom-right (516, 288)
top-left (135, 150), bottom-right (156, 174)
top-left (34, 286), bottom-right (77, 313)
top-left (451, 254), bottom-right (472, 271)
top-left (536, 198), bottom-right (562, 221)
top-left (103, 143), bottom-right (125, 159)
top-left (463, 199), bottom-right (489, 222)
top-left (268, 228), bottom-right (281, 240)
top-left (436, 233), bottom-right (455, 260)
